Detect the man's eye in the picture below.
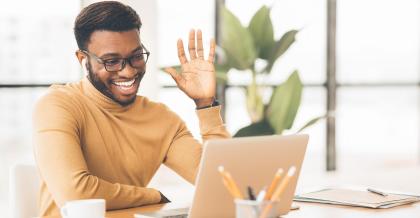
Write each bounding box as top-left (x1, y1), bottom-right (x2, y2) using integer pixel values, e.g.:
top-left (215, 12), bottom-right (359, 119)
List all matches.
top-left (131, 54), bottom-right (144, 61)
top-left (104, 59), bottom-right (121, 66)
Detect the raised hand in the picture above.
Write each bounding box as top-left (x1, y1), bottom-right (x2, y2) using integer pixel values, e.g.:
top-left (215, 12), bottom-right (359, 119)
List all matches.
top-left (164, 29), bottom-right (216, 108)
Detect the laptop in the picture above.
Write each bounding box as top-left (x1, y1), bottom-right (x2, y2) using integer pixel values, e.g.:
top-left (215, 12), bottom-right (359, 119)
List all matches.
top-left (136, 134), bottom-right (309, 218)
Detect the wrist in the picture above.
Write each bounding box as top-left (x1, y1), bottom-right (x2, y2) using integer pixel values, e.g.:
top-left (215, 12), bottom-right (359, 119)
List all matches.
top-left (195, 98), bottom-right (219, 110)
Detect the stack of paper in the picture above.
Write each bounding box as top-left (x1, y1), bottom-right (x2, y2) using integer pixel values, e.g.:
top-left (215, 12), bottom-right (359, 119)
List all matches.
top-left (294, 188), bottom-right (420, 209)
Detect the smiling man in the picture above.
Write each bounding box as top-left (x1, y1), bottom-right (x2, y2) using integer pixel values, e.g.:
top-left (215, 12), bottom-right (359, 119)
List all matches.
top-left (79, 31), bottom-right (146, 105)
top-left (33, 1), bottom-right (230, 216)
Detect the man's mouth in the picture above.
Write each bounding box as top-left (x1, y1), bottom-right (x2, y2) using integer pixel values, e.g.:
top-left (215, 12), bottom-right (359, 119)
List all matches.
top-left (111, 75), bottom-right (140, 95)
top-left (113, 78), bottom-right (136, 89)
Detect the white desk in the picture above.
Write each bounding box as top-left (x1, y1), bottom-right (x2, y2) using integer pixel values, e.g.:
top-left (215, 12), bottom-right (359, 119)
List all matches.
top-left (43, 166), bottom-right (420, 218)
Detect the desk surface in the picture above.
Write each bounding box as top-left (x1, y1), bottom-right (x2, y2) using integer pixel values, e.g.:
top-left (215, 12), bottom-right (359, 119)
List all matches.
top-left (42, 166), bottom-right (420, 218)
top-left (113, 201), bottom-right (420, 218)
top-left (43, 201), bottom-right (420, 218)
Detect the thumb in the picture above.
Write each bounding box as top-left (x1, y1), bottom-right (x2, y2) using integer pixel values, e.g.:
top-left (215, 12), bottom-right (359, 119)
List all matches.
top-left (164, 67), bottom-right (182, 85)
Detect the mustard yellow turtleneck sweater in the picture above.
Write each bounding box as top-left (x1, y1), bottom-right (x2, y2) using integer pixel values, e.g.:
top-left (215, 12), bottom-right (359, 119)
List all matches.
top-left (32, 77), bottom-right (230, 216)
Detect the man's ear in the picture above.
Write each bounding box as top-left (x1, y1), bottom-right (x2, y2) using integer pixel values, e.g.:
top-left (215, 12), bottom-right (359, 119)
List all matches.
top-left (75, 50), bottom-right (85, 64)
top-left (76, 50), bottom-right (88, 75)
top-left (81, 58), bottom-right (88, 75)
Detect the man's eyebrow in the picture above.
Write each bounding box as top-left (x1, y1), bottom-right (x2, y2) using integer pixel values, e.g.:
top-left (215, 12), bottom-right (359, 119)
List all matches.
top-left (131, 46), bottom-right (143, 53)
top-left (99, 53), bottom-right (120, 59)
top-left (99, 46), bottom-right (143, 59)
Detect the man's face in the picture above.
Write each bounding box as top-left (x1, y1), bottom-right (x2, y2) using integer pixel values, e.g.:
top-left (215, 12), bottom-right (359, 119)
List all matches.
top-left (82, 29), bottom-right (145, 106)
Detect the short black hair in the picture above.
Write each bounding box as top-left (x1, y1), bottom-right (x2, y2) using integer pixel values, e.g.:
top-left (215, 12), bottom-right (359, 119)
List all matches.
top-left (74, 1), bottom-right (142, 50)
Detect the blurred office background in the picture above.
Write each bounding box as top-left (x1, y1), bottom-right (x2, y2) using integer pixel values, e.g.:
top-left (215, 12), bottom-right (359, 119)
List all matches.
top-left (0, 0), bottom-right (419, 216)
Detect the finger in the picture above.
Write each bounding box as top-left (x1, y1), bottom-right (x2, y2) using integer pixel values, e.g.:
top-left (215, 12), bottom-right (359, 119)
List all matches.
top-left (164, 67), bottom-right (182, 85)
top-left (207, 38), bottom-right (216, 63)
top-left (188, 29), bottom-right (197, 60)
top-left (196, 29), bottom-right (204, 60)
top-left (177, 39), bottom-right (188, 65)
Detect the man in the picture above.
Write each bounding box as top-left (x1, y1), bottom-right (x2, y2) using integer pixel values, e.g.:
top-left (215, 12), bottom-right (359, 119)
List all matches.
top-left (33, 1), bottom-right (230, 216)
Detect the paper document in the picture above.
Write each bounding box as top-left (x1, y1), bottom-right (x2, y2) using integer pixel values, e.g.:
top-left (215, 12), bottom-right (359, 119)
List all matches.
top-left (294, 188), bottom-right (420, 209)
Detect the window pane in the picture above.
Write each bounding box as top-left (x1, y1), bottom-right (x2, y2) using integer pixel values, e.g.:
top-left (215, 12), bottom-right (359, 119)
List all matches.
top-left (292, 87), bottom-right (326, 155)
top-left (0, 0), bottom-right (81, 84)
top-left (158, 88), bottom-right (201, 139)
top-left (225, 0), bottom-right (326, 84)
top-left (295, 87), bottom-right (327, 172)
top-left (157, 0), bottom-right (215, 86)
top-left (337, 0), bottom-right (420, 83)
top-left (337, 87), bottom-right (419, 156)
top-left (225, 86), bottom-right (326, 171)
top-left (0, 88), bottom-right (48, 215)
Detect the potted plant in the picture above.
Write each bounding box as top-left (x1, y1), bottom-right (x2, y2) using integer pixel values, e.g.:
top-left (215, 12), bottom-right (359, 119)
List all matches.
top-left (162, 5), bottom-right (324, 137)
top-left (218, 5), bottom-right (323, 137)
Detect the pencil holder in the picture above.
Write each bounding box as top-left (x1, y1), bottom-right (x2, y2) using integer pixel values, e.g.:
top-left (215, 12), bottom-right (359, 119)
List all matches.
top-left (234, 199), bottom-right (280, 218)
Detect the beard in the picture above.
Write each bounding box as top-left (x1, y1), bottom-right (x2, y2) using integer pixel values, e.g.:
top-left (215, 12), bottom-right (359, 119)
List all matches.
top-left (85, 60), bottom-right (144, 107)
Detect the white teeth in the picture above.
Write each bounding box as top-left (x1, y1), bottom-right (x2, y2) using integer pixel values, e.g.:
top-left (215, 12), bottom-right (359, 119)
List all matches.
top-left (114, 78), bottom-right (135, 87)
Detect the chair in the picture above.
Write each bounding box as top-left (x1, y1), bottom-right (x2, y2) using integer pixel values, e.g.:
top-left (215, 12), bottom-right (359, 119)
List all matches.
top-left (9, 164), bottom-right (40, 218)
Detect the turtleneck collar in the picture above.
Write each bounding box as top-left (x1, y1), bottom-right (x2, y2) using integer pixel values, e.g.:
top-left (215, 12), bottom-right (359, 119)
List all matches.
top-left (81, 76), bottom-right (138, 112)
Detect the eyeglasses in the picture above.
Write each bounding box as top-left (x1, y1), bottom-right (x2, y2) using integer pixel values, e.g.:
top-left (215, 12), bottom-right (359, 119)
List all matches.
top-left (81, 44), bottom-right (150, 73)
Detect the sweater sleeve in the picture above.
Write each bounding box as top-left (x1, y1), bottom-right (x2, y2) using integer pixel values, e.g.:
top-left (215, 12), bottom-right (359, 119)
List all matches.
top-left (33, 91), bottom-right (161, 210)
top-left (163, 105), bottom-right (230, 184)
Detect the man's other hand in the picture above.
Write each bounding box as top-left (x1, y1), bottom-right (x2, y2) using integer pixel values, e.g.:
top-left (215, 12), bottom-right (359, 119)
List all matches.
top-left (159, 192), bottom-right (171, 204)
top-left (164, 29), bottom-right (216, 108)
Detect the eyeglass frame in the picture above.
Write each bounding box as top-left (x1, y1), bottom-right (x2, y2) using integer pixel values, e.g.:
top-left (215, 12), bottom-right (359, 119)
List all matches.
top-left (80, 43), bottom-right (150, 73)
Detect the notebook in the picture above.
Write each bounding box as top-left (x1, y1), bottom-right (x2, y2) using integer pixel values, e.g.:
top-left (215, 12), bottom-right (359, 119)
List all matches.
top-left (294, 188), bottom-right (420, 209)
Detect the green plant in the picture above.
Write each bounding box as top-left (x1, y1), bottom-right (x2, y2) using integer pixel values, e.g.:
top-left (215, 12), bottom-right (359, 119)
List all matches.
top-left (162, 5), bottom-right (323, 137)
top-left (218, 5), bottom-right (323, 137)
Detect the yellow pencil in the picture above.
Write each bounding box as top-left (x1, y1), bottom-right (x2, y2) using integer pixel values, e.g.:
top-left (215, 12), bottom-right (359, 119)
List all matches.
top-left (264, 168), bottom-right (284, 200)
top-left (259, 166), bottom-right (296, 218)
top-left (221, 176), bottom-right (237, 198)
top-left (218, 166), bottom-right (244, 199)
top-left (270, 166), bottom-right (296, 200)
top-left (226, 171), bottom-right (244, 199)
top-left (218, 166), bottom-right (240, 199)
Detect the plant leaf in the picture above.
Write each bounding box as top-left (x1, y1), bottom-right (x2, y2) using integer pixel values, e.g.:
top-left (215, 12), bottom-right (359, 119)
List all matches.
top-left (246, 83), bottom-right (264, 122)
top-left (215, 63), bottom-right (230, 74)
top-left (247, 6), bottom-right (275, 60)
top-left (221, 6), bottom-right (257, 70)
top-left (215, 68), bottom-right (228, 84)
top-left (266, 70), bottom-right (302, 134)
top-left (296, 115), bottom-right (327, 133)
top-left (265, 30), bottom-right (298, 73)
top-left (234, 119), bottom-right (275, 137)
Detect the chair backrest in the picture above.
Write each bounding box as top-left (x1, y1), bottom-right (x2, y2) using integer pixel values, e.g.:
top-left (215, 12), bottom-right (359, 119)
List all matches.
top-left (9, 164), bottom-right (40, 218)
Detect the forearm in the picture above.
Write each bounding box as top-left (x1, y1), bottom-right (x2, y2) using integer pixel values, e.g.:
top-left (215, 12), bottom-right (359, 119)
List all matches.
top-left (196, 105), bottom-right (231, 141)
top-left (53, 169), bottom-right (161, 209)
top-left (164, 105), bottom-right (230, 184)
top-left (37, 155), bottom-right (162, 210)
top-left (34, 132), bottom-right (161, 210)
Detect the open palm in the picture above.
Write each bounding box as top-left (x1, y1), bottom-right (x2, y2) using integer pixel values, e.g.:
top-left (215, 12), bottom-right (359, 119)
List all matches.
top-left (165, 29), bottom-right (216, 106)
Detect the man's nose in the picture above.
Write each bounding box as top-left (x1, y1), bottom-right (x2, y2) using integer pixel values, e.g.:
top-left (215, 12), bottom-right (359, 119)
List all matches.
top-left (117, 62), bottom-right (138, 78)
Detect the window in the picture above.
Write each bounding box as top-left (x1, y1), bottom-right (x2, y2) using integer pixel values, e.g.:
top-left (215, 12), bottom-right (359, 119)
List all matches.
top-left (336, 0), bottom-right (420, 161)
top-left (0, 0), bottom-right (81, 214)
top-left (225, 0), bottom-right (327, 170)
top-left (222, 0), bottom-right (420, 170)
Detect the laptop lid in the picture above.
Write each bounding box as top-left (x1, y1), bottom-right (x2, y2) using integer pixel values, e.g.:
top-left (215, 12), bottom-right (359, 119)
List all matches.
top-left (188, 134), bottom-right (308, 218)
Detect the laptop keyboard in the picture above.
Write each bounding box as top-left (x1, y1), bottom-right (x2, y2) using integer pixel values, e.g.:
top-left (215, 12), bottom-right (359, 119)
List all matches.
top-left (160, 215), bottom-right (187, 218)
top-left (135, 207), bottom-right (189, 218)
